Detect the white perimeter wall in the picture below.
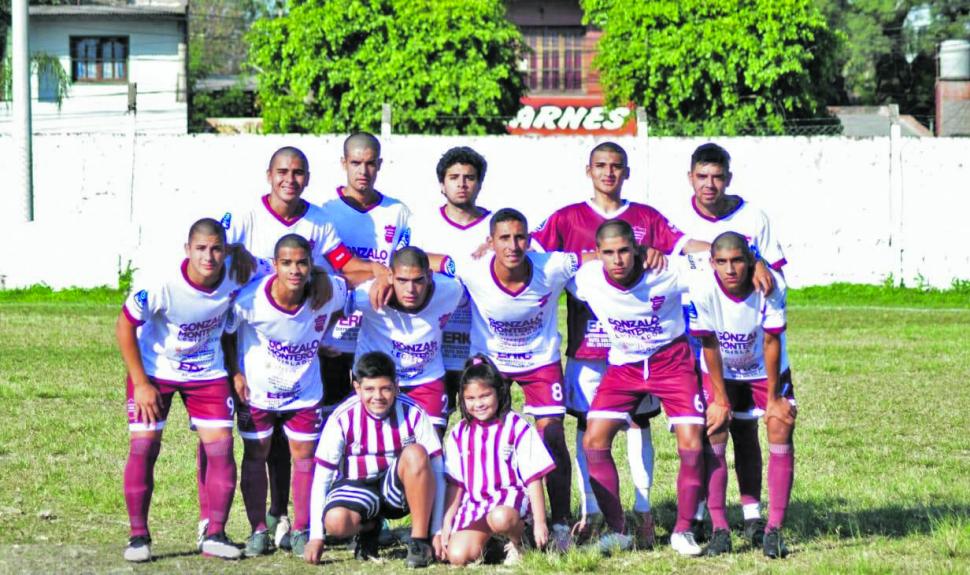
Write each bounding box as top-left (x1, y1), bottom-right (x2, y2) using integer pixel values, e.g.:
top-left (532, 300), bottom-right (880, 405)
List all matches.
top-left (0, 133), bottom-right (966, 290)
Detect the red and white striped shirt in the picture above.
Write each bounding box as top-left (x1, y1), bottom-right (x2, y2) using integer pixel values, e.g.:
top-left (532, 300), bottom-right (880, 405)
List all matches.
top-left (315, 394), bottom-right (442, 481)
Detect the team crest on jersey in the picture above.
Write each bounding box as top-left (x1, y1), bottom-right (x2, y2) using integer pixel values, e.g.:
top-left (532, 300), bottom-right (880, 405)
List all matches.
top-left (632, 226), bottom-right (647, 242)
top-left (650, 296), bottom-right (666, 311)
top-left (538, 293), bottom-right (551, 307)
top-left (220, 212), bottom-right (232, 229)
top-left (438, 313), bottom-right (452, 329)
top-left (314, 314), bottom-right (327, 332)
top-left (134, 289), bottom-right (148, 307)
top-left (384, 225), bottom-right (397, 243)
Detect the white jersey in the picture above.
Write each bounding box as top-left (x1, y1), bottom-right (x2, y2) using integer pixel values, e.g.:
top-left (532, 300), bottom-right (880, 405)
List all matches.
top-left (353, 274), bottom-right (465, 386)
top-left (221, 195), bottom-right (352, 271)
top-left (458, 252), bottom-right (578, 373)
top-left (688, 269), bottom-right (789, 380)
top-left (444, 411), bottom-right (554, 529)
top-left (568, 260), bottom-right (690, 366)
top-left (410, 206), bottom-right (491, 370)
top-left (319, 188), bottom-right (412, 352)
top-left (315, 394), bottom-right (442, 482)
top-left (123, 257), bottom-right (266, 382)
top-left (227, 274), bottom-right (348, 411)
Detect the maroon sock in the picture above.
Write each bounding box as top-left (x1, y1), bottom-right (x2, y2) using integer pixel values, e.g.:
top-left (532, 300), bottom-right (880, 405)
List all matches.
top-left (767, 443), bottom-right (794, 530)
top-left (124, 438), bottom-right (161, 537)
top-left (704, 442), bottom-right (729, 530)
top-left (202, 437), bottom-right (236, 536)
top-left (585, 447), bottom-right (624, 533)
top-left (196, 441), bottom-right (208, 522)
top-left (731, 420), bottom-right (763, 507)
top-left (538, 419), bottom-right (572, 525)
top-left (267, 427), bottom-right (291, 518)
top-left (675, 448), bottom-right (703, 532)
top-left (292, 458), bottom-right (315, 532)
top-left (241, 454), bottom-right (268, 532)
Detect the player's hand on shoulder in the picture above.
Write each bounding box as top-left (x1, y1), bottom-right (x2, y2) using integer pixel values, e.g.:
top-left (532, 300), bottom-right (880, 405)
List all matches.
top-left (642, 246), bottom-right (668, 271)
top-left (766, 397), bottom-right (796, 426)
top-left (368, 270), bottom-right (394, 310)
top-left (308, 267), bottom-right (333, 310)
top-left (705, 400), bottom-right (732, 436)
top-left (227, 243), bottom-right (256, 284)
top-left (304, 538), bottom-right (325, 564)
top-left (132, 378), bottom-right (163, 425)
top-left (752, 260), bottom-right (775, 295)
top-left (233, 373), bottom-right (250, 405)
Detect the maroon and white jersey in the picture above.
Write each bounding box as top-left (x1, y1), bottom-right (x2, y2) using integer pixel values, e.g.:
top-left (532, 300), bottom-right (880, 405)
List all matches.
top-left (458, 252), bottom-right (579, 373)
top-left (122, 257), bottom-right (266, 382)
top-left (664, 197), bottom-right (786, 270)
top-left (444, 411), bottom-right (555, 529)
top-left (320, 187), bottom-right (412, 353)
top-left (410, 206), bottom-right (491, 370)
top-left (222, 195), bottom-right (352, 271)
top-left (688, 269), bottom-right (789, 380)
top-left (352, 274), bottom-right (465, 386)
top-left (226, 274), bottom-right (348, 411)
top-left (568, 260), bottom-right (690, 366)
top-left (532, 200), bottom-right (687, 360)
top-left (314, 394), bottom-right (442, 482)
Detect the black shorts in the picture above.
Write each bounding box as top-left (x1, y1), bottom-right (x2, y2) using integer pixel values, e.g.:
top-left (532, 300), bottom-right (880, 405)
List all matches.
top-left (324, 458), bottom-right (408, 521)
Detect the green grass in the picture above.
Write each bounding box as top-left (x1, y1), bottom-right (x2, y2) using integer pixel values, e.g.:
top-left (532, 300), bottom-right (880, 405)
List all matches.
top-left (1, 285), bottom-right (969, 573)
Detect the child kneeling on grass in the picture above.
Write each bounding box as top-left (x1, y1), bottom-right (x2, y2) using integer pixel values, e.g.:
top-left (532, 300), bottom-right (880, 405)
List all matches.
top-left (440, 355), bottom-right (554, 566)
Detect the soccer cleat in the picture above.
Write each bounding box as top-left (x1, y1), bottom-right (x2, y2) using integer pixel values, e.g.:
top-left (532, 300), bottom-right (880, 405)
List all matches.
top-left (597, 531), bottom-right (632, 555)
top-left (702, 528), bottom-right (733, 557)
top-left (762, 528), bottom-right (788, 559)
top-left (743, 518), bottom-right (766, 548)
top-left (502, 541), bottom-right (523, 565)
top-left (274, 514), bottom-right (292, 550)
top-left (690, 519), bottom-right (707, 543)
top-left (244, 530), bottom-right (271, 557)
top-left (636, 511), bottom-right (656, 550)
top-left (405, 538), bottom-right (434, 568)
top-left (549, 522), bottom-right (573, 552)
top-left (354, 527), bottom-right (380, 561)
top-left (124, 535), bottom-right (152, 563)
top-left (670, 530), bottom-right (702, 556)
top-left (196, 519), bottom-right (209, 552)
top-left (289, 530), bottom-right (308, 558)
top-left (201, 532), bottom-right (242, 560)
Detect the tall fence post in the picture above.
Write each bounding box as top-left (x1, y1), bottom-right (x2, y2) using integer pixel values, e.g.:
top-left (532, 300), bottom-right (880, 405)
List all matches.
top-left (637, 107), bottom-right (650, 203)
top-left (12, 0), bottom-right (33, 222)
top-left (888, 104), bottom-right (905, 284)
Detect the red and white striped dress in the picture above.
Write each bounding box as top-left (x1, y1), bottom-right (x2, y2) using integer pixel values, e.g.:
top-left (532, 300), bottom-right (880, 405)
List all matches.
top-left (444, 411), bottom-right (555, 531)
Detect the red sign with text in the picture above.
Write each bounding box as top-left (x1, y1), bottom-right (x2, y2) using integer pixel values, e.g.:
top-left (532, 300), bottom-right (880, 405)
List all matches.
top-left (507, 96), bottom-right (636, 136)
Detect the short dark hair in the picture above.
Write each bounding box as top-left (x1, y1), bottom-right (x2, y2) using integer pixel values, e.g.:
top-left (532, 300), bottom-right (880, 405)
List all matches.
top-left (458, 354), bottom-right (512, 423)
top-left (589, 141), bottom-right (628, 166)
top-left (595, 219), bottom-right (637, 248)
top-left (188, 217), bottom-right (227, 244)
top-left (691, 143), bottom-right (731, 171)
top-left (274, 233), bottom-right (311, 259)
top-left (711, 231), bottom-right (753, 261)
top-left (436, 146), bottom-right (487, 183)
top-left (268, 146), bottom-right (309, 172)
top-left (353, 351), bottom-right (397, 382)
top-left (489, 207), bottom-right (528, 235)
top-left (343, 132), bottom-right (381, 157)
top-left (390, 246), bottom-right (430, 271)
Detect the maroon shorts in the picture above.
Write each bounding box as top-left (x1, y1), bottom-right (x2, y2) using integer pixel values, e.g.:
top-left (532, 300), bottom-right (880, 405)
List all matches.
top-left (502, 362), bottom-right (566, 418)
top-left (237, 402), bottom-right (324, 442)
top-left (126, 375), bottom-right (234, 432)
top-left (589, 339), bottom-right (704, 426)
top-left (401, 379), bottom-right (448, 428)
top-left (701, 369), bottom-right (796, 420)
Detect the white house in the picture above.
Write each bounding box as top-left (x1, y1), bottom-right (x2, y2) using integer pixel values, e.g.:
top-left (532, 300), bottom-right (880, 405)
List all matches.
top-left (0, 0), bottom-right (188, 134)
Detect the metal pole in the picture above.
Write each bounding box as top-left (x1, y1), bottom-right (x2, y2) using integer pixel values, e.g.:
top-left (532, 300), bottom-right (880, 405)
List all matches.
top-left (12, 0), bottom-right (33, 222)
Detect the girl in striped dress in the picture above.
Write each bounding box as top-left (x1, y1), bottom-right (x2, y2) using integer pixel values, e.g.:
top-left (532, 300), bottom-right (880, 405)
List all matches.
top-left (441, 355), bottom-right (555, 565)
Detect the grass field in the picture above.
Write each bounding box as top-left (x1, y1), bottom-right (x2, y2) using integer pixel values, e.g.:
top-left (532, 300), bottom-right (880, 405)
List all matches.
top-left (1, 284), bottom-right (968, 574)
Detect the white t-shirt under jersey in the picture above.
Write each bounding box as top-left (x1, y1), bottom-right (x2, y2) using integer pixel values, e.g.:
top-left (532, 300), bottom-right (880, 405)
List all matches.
top-left (227, 274), bottom-right (348, 411)
top-left (319, 188), bottom-right (412, 353)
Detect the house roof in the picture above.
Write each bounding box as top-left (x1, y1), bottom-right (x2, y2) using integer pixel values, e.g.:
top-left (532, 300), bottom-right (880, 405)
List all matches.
top-left (29, 5), bottom-right (186, 18)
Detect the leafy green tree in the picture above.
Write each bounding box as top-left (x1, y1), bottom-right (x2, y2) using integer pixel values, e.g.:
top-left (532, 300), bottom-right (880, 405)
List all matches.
top-left (247, 0), bottom-right (525, 134)
top-left (582, 0), bottom-right (841, 135)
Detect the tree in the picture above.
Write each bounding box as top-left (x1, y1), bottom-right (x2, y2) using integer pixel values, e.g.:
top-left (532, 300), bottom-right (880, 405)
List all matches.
top-left (582, 0), bottom-right (841, 135)
top-left (247, 0), bottom-right (525, 134)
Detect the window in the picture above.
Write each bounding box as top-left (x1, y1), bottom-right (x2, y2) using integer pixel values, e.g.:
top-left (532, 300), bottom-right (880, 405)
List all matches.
top-left (71, 36), bottom-right (128, 82)
top-left (522, 27), bottom-right (585, 93)
top-left (37, 66), bottom-right (59, 102)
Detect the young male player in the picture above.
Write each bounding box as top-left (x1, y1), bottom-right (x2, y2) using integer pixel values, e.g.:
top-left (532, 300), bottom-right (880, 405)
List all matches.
top-left (531, 141), bottom-right (707, 546)
top-left (224, 234), bottom-right (349, 558)
top-left (409, 146), bottom-right (492, 421)
top-left (304, 351), bottom-right (446, 568)
top-left (662, 143), bottom-right (783, 543)
top-left (689, 232), bottom-right (795, 558)
top-left (569, 220), bottom-right (731, 556)
top-left (353, 247), bottom-right (465, 431)
top-left (117, 218), bottom-right (268, 562)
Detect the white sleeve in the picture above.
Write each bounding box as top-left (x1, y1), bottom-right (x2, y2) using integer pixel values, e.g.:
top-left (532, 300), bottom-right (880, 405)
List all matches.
top-left (414, 410), bottom-right (443, 457)
top-left (551, 251), bottom-right (580, 282)
top-left (755, 210), bottom-right (786, 269)
top-left (762, 273), bottom-right (787, 333)
top-left (688, 282), bottom-right (716, 336)
top-left (395, 204), bottom-right (413, 250)
top-left (314, 411), bottom-right (347, 471)
top-left (222, 209), bottom-right (246, 245)
top-left (352, 281), bottom-right (374, 314)
top-left (122, 281), bottom-right (162, 326)
top-left (444, 431), bottom-right (463, 485)
top-left (309, 462), bottom-right (336, 540)
top-left (514, 421), bottom-right (555, 486)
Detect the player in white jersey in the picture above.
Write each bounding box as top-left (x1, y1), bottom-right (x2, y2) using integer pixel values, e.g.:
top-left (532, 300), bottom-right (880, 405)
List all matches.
top-left (304, 352), bottom-right (445, 568)
top-left (409, 146), bottom-right (492, 421)
top-left (117, 218), bottom-right (267, 562)
top-left (354, 247), bottom-right (464, 430)
top-left (664, 143), bottom-right (782, 544)
top-left (569, 220), bottom-right (731, 556)
top-left (449, 208), bottom-right (578, 550)
top-left (224, 234), bottom-right (348, 558)
top-left (688, 232), bottom-right (796, 558)
top-left (442, 355), bottom-right (554, 566)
